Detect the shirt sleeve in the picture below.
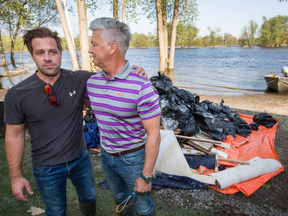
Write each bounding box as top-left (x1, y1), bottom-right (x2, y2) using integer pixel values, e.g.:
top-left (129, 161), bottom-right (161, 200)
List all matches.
top-left (4, 88), bottom-right (25, 125)
top-left (137, 81), bottom-right (161, 120)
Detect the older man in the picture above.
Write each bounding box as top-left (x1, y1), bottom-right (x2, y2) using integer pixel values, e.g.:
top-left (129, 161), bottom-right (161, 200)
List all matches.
top-left (86, 17), bottom-right (161, 216)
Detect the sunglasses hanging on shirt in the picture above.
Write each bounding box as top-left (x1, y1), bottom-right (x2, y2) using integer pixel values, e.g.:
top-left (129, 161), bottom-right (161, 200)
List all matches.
top-left (44, 84), bottom-right (60, 106)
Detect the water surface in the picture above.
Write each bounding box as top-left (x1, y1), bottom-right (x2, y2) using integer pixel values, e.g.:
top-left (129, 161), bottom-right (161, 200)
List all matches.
top-left (1, 46), bottom-right (287, 96)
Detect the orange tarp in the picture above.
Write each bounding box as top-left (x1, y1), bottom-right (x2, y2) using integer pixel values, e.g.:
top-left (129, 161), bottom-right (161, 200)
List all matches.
top-left (209, 114), bottom-right (284, 196)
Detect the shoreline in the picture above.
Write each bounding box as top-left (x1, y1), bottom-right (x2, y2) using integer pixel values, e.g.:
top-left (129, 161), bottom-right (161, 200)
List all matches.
top-left (201, 93), bottom-right (288, 116)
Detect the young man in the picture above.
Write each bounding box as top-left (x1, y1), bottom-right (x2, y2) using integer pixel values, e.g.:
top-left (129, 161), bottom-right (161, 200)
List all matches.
top-left (4, 27), bottom-right (145, 216)
top-left (86, 17), bottom-right (161, 216)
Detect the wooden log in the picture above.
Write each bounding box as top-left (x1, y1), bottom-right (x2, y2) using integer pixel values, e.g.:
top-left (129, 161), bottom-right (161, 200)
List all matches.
top-left (219, 158), bottom-right (250, 165)
top-left (186, 140), bottom-right (213, 153)
top-left (175, 134), bottom-right (230, 149)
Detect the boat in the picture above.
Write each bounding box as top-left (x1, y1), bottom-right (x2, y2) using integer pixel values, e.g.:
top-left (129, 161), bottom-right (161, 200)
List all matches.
top-left (264, 75), bottom-right (288, 92)
top-left (264, 66), bottom-right (288, 92)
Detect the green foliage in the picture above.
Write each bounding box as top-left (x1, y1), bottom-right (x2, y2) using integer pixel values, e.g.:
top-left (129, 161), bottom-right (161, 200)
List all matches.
top-left (175, 23), bottom-right (198, 48)
top-left (0, 0), bottom-right (59, 66)
top-left (207, 27), bottom-right (221, 47)
top-left (202, 36), bottom-right (211, 47)
top-left (223, 33), bottom-right (238, 47)
top-left (131, 33), bottom-right (150, 48)
top-left (258, 15), bottom-right (288, 47)
top-left (239, 20), bottom-right (259, 47)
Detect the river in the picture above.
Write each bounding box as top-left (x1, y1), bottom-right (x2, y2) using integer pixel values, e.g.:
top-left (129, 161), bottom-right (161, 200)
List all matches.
top-left (1, 46), bottom-right (287, 96)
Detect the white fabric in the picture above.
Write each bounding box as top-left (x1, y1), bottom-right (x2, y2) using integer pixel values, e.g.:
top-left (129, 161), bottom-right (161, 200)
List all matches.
top-left (209, 157), bottom-right (282, 189)
top-left (153, 130), bottom-right (216, 185)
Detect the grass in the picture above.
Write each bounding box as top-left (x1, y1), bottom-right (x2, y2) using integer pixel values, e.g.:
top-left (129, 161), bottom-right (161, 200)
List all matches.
top-left (0, 138), bottom-right (113, 216)
top-left (0, 137), bottom-right (211, 216)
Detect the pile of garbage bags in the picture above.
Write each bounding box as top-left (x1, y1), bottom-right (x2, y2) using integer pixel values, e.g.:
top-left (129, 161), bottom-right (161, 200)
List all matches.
top-left (150, 72), bottom-right (276, 141)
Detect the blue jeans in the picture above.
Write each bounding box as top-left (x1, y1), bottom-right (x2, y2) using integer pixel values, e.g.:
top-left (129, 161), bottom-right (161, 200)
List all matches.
top-left (101, 147), bottom-right (155, 216)
top-left (33, 149), bottom-right (96, 216)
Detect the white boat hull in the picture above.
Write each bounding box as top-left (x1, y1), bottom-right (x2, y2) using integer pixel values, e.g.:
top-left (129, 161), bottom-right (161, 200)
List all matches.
top-left (264, 75), bottom-right (288, 92)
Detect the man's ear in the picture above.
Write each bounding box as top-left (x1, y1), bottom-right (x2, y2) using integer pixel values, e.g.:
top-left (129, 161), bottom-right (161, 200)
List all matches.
top-left (109, 42), bottom-right (118, 55)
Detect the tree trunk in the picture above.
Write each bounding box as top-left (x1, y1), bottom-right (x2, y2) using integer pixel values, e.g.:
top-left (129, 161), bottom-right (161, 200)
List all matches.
top-left (156, 0), bottom-right (165, 72)
top-left (10, 39), bottom-right (16, 67)
top-left (122, 0), bottom-right (126, 23)
top-left (63, 0), bottom-right (76, 50)
top-left (168, 0), bottom-right (179, 70)
top-left (20, 44), bottom-right (25, 64)
top-left (113, 0), bottom-right (119, 20)
top-left (162, 3), bottom-right (168, 70)
top-left (0, 26), bottom-right (6, 67)
top-left (55, 0), bottom-right (79, 70)
top-left (77, 0), bottom-right (90, 71)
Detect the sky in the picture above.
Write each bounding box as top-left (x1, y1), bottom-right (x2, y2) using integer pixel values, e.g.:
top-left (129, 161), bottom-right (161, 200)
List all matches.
top-left (54, 0), bottom-right (288, 38)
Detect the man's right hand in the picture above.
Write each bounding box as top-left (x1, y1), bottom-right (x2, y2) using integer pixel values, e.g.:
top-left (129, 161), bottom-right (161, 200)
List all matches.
top-left (11, 176), bottom-right (33, 201)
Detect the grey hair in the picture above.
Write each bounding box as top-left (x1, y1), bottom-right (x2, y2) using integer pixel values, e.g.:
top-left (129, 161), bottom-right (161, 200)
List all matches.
top-left (89, 17), bottom-right (131, 54)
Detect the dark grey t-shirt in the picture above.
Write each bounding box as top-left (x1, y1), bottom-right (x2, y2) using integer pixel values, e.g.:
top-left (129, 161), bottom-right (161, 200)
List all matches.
top-left (4, 69), bottom-right (92, 166)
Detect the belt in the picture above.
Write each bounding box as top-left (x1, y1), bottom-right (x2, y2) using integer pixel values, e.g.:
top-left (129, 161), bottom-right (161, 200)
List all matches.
top-left (108, 145), bottom-right (145, 157)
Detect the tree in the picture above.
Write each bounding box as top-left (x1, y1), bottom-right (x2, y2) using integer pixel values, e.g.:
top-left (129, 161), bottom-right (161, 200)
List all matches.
top-left (122, 0), bottom-right (126, 22)
top-left (202, 35), bottom-right (210, 47)
top-left (113, 0), bottom-right (119, 20)
top-left (175, 23), bottom-right (198, 48)
top-left (0, 0), bottom-right (59, 67)
top-left (77, 0), bottom-right (90, 71)
top-left (147, 32), bottom-right (157, 47)
top-left (131, 33), bottom-right (149, 48)
top-left (168, 0), bottom-right (179, 70)
top-left (207, 27), bottom-right (220, 47)
top-left (112, 0), bottom-right (139, 24)
top-left (0, 24), bottom-right (6, 66)
top-left (239, 20), bottom-right (258, 47)
top-left (55, 0), bottom-right (79, 70)
top-left (223, 33), bottom-right (238, 47)
top-left (259, 15), bottom-right (288, 47)
top-left (156, 0), bottom-right (166, 72)
top-left (141, 0), bottom-right (198, 72)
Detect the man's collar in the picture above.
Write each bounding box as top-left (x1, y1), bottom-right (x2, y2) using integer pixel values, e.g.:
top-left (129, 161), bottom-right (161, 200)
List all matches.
top-left (102, 61), bottom-right (132, 80)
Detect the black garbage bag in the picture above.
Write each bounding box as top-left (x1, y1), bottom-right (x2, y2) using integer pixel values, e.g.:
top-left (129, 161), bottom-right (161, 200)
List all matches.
top-left (150, 72), bottom-right (174, 95)
top-left (200, 99), bottom-right (231, 118)
top-left (193, 106), bottom-right (224, 141)
top-left (229, 111), bottom-right (251, 137)
top-left (179, 115), bottom-right (200, 136)
top-left (161, 116), bottom-right (179, 131)
top-left (222, 119), bottom-right (237, 138)
top-left (175, 104), bottom-right (190, 129)
top-left (159, 94), bottom-right (190, 129)
top-left (159, 95), bottom-right (176, 118)
top-left (250, 122), bottom-right (259, 131)
top-left (253, 113), bottom-right (277, 128)
top-left (84, 108), bottom-right (97, 123)
top-left (173, 87), bottom-right (196, 104)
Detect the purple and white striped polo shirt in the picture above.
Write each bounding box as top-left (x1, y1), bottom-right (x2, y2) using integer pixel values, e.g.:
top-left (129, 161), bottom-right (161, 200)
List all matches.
top-left (86, 61), bottom-right (161, 153)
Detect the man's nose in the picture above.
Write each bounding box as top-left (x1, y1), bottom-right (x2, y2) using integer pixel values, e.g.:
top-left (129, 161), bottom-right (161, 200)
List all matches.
top-left (44, 52), bottom-right (52, 61)
top-left (88, 46), bottom-right (93, 53)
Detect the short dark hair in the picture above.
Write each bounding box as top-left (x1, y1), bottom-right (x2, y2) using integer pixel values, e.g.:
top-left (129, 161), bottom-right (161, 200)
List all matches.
top-left (23, 27), bottom-right (62, 54)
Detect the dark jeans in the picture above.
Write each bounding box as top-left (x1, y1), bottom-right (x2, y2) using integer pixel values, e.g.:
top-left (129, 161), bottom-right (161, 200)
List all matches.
top-left (33, 149), bottom-right (96, 216)
top-left (101, 147), bottom-right (155, 216)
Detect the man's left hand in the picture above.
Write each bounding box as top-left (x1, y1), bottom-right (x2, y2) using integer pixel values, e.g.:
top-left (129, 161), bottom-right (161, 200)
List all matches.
top-left (135, 177), bottom-right (151, 194)
top-left (133, 65), bottom-right (148, 79)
